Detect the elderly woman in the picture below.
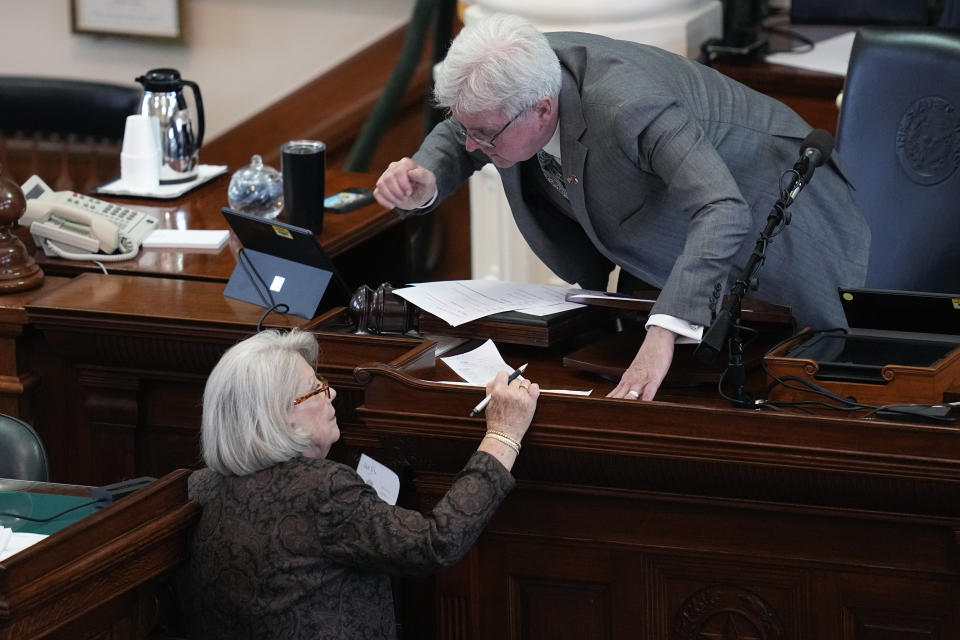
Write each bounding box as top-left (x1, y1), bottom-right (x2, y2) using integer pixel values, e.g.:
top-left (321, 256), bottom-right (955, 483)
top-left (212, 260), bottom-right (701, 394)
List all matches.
top-left (179, 328), bottom-right (539, 639)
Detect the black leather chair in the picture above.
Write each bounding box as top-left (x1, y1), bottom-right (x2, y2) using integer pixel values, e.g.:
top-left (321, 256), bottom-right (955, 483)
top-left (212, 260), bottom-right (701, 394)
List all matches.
top-left (836, 28), bottom-right (960, 293)
top-left (0, 413), bottom-right (49, 481)
top-left (0, 76), bottom-right (141, 190)
top-left (0, 76), bottom-right (141, 143)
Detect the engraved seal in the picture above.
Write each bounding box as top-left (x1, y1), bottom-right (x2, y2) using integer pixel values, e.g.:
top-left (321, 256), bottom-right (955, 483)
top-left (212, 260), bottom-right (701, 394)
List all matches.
top-left (671, 585), bottom-right (785, 639)
top-left (896, 96), bottom-right (960, 185)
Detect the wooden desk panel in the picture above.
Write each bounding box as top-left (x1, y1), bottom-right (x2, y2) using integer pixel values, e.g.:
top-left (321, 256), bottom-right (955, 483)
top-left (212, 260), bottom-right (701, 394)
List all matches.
top-left (0, 470), bottom-right (198, 640)
top-left (352, 345), bottom-right (960, 639)
top-left (0, 276), bottom-right (71, 424)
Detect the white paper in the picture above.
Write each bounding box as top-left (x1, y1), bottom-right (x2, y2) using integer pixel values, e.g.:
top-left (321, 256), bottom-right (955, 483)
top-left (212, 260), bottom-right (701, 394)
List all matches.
top-left (513, 301), bottom-right (585, 316)
top-left (396, 280), bottom-right (583, 327)
top-left (440, 339), bottom-right (519, 385)
top-left (436, 379), bottom-right (592, 396)
top-left (356, 454), bottom-right (400, 505)
top-left (142, 229), bottom-right (230, 250)
top-left (0, 527), bottom-right (47, 561)
top-left (439, 339), bottom-right (594, 396)
top-left (765, 31), bottom-right (856, 77)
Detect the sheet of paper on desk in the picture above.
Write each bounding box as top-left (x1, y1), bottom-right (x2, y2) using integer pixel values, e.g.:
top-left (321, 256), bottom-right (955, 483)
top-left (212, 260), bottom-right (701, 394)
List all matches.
top-left (356, 454), bottom-right (399, 505)
top-left (439, 339), bottom-right (593, 395)
top-left (441, 338), bottom-right (514, 385)
top-left (396, 280), bottom-right (583, 326)
top-left (765, 30), bottom-right (855, 76)
top-left (0, 526), bottom-right (48, 561)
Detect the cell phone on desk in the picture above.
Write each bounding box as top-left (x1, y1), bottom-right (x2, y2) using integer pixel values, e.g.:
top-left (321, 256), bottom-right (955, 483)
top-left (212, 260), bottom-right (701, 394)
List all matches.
top-left (324, 187), bottom-right (374, 213)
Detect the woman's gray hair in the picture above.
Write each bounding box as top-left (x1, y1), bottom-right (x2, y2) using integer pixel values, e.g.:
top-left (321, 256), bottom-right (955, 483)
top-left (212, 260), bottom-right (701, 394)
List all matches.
top-left (434, 13), bottom-right (561, 119)
top-left (201, 329), bottom-right (319, 476)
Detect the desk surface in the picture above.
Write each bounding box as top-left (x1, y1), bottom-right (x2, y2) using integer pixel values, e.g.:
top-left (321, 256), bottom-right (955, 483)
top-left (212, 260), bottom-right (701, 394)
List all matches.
top-left (31, 170), bottom-right (400, 282)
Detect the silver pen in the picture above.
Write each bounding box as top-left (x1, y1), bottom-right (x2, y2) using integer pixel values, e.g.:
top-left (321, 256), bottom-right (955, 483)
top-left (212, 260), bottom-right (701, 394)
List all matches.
top-left (469, 363), bottom-right (528, 417)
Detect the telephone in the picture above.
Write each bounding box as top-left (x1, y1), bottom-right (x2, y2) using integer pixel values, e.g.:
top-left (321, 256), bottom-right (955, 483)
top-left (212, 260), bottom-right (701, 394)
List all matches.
top-left (18, 175), bottom-right (158, 261)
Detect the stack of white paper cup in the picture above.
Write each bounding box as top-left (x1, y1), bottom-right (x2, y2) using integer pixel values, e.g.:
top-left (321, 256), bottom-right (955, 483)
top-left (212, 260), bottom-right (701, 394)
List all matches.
top-left (121, 114), bottom-right (161, 192)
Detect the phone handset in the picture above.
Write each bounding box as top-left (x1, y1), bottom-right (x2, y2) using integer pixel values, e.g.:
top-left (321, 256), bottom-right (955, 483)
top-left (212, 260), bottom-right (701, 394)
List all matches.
top-left (18, 175), bottom-right (158, 262)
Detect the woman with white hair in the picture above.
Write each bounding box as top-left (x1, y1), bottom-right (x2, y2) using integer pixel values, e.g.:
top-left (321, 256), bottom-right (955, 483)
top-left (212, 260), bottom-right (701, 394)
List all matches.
top-left (179, 328), bottom-right (539, 639)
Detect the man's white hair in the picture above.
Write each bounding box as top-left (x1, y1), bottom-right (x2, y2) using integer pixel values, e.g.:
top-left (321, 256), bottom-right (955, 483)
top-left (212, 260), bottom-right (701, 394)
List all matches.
top-left (434, 13), bottom-right (561, 119)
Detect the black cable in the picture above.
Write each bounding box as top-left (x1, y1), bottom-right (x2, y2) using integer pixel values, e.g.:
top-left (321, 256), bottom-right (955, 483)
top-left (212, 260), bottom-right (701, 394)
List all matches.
top-left (716, 324), bottom-right (760, 405)
top-left (759, 14), bottom-right (816, 54)
top-left (758, 329), bottom-right (957, 422)
top-left (236, 248), bottom-right (291, 332)
top-left (0, 499), bottom-right (103, 523)
top-left (237, 248), bottom-right (275, 309)
top-left (256, 303), bottom-right (290, 333)
top-left (761, 24), bottom-right (815, 54)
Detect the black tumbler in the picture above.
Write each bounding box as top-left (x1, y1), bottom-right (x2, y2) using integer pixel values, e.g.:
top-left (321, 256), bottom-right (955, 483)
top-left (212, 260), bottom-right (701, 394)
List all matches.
top-left (281, 140), bottom-right (326, 232)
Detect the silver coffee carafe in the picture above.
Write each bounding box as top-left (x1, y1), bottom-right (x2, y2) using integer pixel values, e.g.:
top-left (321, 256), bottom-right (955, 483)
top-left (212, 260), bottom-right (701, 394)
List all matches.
top-left (135, 68), bottom-right (205, 184)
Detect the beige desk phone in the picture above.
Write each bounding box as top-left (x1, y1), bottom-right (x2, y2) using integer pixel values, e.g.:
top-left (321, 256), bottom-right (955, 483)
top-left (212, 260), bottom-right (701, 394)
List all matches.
top-left (18, 175), bottom-right (158, 261)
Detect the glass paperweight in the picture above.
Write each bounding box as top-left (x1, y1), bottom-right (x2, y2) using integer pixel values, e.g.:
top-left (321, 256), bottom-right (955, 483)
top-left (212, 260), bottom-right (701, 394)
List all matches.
top-left (227, 154), bottom-right (283, 219)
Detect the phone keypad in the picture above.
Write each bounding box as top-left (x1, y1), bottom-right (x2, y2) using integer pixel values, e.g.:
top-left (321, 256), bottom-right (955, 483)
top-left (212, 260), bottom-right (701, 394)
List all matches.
top-left (66, 193), bottom-right (155, 233)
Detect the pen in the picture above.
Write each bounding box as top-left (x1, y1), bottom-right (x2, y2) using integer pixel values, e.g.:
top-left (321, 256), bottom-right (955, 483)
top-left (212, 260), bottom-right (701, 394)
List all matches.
top-left (469, 363), bottom-right (528, 417)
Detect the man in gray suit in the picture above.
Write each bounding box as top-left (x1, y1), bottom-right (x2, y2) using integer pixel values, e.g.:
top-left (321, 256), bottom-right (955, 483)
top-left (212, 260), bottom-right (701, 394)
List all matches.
top-left (375, 13), bottom-right (870, 401)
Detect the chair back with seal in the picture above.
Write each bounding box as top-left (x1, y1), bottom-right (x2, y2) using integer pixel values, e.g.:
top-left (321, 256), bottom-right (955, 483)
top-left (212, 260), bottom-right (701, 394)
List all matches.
top-left (836, 28), bottom-right (960, 293)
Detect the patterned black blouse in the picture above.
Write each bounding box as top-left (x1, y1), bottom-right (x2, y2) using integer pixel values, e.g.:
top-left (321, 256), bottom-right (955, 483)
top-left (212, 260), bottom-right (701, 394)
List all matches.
top-left (179, 451), bottom-right (514, 639)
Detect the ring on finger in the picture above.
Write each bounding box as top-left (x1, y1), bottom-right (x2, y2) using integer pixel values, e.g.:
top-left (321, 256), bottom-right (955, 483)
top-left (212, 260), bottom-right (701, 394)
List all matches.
top-left (626, 389), bottom-right (640, 399)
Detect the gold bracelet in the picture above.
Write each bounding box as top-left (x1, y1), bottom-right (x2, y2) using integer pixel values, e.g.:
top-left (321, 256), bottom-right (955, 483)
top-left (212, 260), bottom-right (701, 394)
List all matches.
top-left (485, 430), bottom-right (521, 454)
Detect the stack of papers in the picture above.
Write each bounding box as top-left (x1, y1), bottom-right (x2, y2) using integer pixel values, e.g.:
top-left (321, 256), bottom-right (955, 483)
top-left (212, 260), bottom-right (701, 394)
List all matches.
top-left (142, 229), bottom-right (230, 250)
top-left (394, 280), bottom-right (583, 327)
top-left (0, 526), bottom-right (47, 561)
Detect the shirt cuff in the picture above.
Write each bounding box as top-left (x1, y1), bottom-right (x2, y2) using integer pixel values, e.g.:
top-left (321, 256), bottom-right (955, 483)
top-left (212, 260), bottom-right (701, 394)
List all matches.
top-left (646, 314), bottom-right (703, 344)
top-left (416, 188), bottom-right (439, 210)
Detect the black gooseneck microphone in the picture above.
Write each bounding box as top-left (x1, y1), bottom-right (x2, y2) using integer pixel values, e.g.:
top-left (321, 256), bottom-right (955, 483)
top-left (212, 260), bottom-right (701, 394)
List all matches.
top-left (785, 128), bottom-right (834, 205)
top-left (694, 129), bottom-right (836, 406)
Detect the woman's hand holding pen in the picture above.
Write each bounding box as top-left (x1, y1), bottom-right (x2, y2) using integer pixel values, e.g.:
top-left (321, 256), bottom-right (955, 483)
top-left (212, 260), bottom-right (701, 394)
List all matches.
top-left (478, 370), bottom-right (540, 472)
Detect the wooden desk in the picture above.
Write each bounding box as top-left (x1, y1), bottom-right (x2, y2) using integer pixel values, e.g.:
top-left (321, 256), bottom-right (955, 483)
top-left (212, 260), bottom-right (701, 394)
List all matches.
top-left (338, 320), bottom-right (960, 639)
top-left (30, 169), bottom-right (407, 287)
top-left (15, 280), bottom-right (960, 637)
top-left (0, 469), bottom-right (198, 640)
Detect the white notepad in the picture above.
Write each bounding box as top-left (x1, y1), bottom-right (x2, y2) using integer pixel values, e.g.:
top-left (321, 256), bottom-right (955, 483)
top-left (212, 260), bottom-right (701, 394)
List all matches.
top-left (142, 229), bottom-right (230, 250)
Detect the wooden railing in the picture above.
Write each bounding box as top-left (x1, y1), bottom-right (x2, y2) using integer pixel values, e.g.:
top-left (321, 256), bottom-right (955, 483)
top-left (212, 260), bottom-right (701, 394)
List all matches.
top-left (0, 134), bottom-right (121, 193)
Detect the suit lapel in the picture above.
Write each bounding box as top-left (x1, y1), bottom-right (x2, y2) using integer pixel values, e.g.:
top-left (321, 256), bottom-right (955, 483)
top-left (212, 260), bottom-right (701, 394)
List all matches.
top-left (558, 66), bottom-right (604, 250)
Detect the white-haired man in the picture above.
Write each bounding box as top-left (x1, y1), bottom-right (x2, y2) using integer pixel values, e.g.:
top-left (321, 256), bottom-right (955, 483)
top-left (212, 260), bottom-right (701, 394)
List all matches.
top-left (375, 13), bottom-right (869, 401)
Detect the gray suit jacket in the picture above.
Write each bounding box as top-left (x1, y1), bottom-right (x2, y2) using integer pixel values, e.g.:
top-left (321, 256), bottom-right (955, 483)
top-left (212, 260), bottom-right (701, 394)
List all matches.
top-left (411, 31), bottom-right (870, 330)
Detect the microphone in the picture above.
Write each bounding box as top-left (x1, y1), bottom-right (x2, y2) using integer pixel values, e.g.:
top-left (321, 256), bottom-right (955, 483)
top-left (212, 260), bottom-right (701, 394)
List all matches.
top-left (786, 128), bottom-right (834, 204)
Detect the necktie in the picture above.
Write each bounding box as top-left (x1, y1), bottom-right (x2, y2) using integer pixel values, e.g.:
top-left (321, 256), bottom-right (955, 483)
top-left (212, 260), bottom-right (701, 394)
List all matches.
top-left (537, 149), bottom-right (568, 199)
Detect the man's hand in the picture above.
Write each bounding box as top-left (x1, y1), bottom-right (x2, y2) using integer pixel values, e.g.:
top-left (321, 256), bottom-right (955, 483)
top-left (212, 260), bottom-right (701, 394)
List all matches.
top-left (607, 325), bottom-right (676, 401)
top-left (374, 157), bottom-right (438, 210)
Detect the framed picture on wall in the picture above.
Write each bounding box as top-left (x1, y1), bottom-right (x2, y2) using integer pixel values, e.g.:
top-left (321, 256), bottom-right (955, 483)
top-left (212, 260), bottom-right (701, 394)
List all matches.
top-left (71, 0), bottom-right (184, 41)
